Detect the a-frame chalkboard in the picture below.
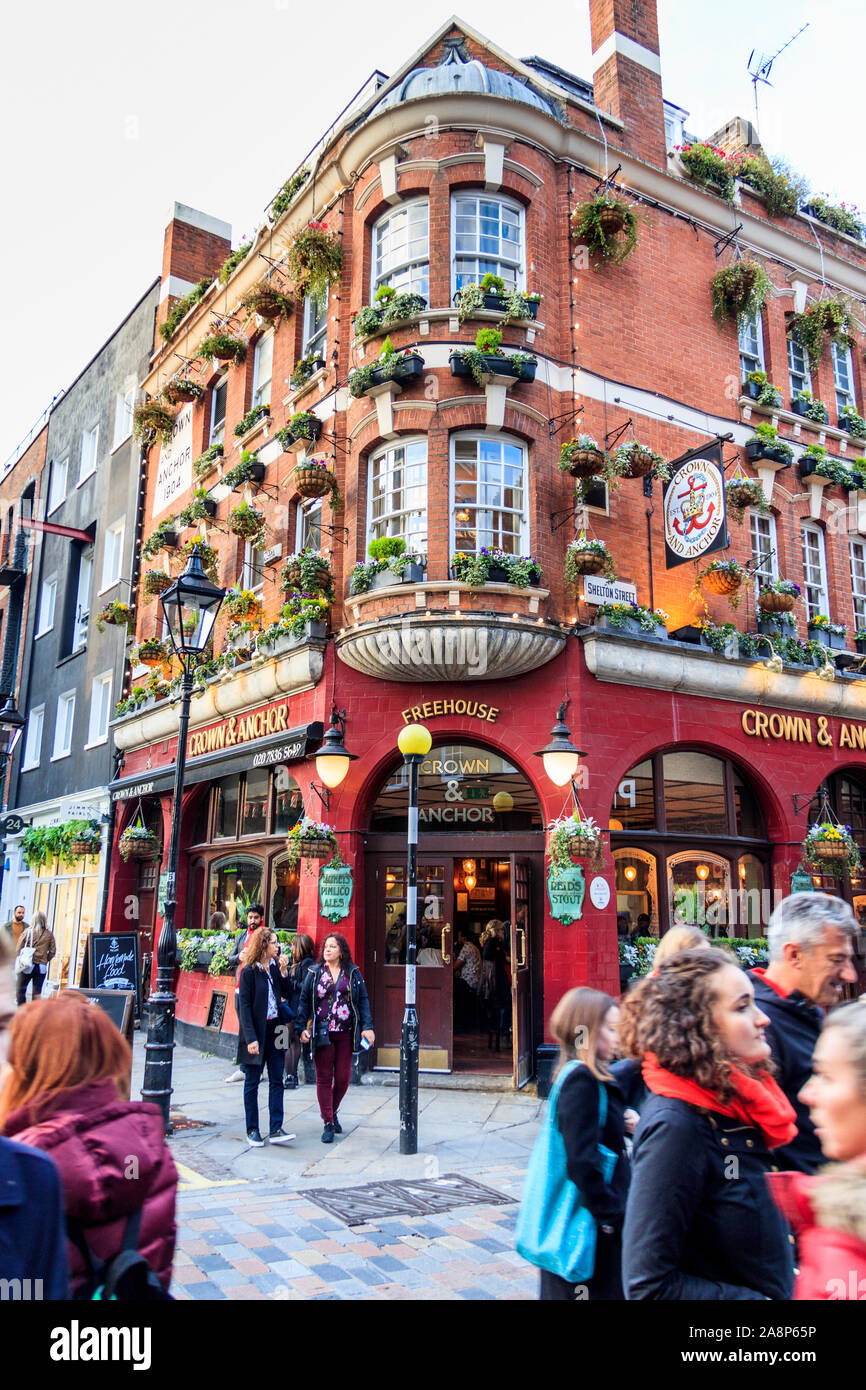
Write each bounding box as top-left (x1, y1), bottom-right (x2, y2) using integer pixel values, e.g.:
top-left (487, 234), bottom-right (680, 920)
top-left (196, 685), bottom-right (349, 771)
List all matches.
top-left (87, 932), bottom-right (141, 1017)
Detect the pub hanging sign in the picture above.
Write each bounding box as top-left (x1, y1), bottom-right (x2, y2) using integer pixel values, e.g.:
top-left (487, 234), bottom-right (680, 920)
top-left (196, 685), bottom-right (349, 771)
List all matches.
top-left (663, 441), bottom-right (728, 570)
top-left (319, 860), bottom-right (353, 924)
top-left (546, 864), bottom-right (586, 925)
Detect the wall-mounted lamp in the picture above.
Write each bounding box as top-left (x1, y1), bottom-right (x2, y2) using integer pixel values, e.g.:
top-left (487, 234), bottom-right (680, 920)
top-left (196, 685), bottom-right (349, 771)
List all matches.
top-left (0, 699), bottom-right (25, 759)
top-left (534, 701), bottom-right (586, 788)
top-left (308, 704), bottom-right (357, 811)
top-left (754, 635), bottom-right (782, 675)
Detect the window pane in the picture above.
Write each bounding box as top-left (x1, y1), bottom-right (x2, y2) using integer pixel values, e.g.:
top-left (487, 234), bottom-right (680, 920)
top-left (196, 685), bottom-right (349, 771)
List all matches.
top-left (252, 334), bottom-right (273, 409)
top-left (240, 768), bottom-right (270, 837)
top-left (611, 759), bottom-right (655, 832)
top-left (369, 441), bottom-right (428, 550)
top-left (273, 768), bottom-right (304, 836)
top-left (733, 769), bottom-right (764, 838)
top-left (801, 526), bottom-right (828, 621)
top-left (213, 774), bottom-right (240, 839)
top-left (663, 752), bottom-right (728, 835)
top-left (207, 856), bottom-right (262, 932)
top-left (450, 437), bottom-right (526, 554)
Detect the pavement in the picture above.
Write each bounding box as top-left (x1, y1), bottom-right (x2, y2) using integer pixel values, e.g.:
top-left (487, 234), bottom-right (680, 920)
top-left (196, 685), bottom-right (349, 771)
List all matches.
top-left (131, 1038), bottom-right (543, 1300)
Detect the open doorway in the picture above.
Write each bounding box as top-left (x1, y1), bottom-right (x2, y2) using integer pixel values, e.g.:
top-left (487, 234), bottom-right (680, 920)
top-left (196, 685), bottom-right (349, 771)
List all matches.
top-left (451, 857), bottom-right (512, 1075)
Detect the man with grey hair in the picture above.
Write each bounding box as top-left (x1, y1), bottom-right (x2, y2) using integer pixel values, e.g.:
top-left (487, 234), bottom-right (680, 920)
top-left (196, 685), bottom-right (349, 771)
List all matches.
top-left (750, 892), bottom-right (858, 1172)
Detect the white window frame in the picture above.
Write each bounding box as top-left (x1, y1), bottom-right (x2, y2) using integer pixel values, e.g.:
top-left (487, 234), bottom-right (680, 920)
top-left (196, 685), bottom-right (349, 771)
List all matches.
top-left (451, 193), bottom-right (525, 294)
top-left (52, 691), bottom-right (76, 761)
top-left (47, 457), bottom-right (68, 515)
top-left (210, 375), bottom-right (228, 446)
top-left (788, 335), bottom-right (811, 401)
top-left (850, 538), bottom-right (866, 633)
top-left (371, 198), bottom-right (430, 300)
top-left (251, 332), bottom-right (274, 412)
top-left (112, 387), bottom-right (135, 451)
top-left (301, 291), bottom-right (328, 361)
top-left (78, 423), bottom-right (99, 486)
top-left (449, 432), bottom-right (528, 557)
top-left (99, 520), bottom-right (125, 595)
top-left (36, 575), bottom-right (57, 638)
top-left (801, 523), bottom-right (830, 623)
top-left (832, 340), bottom-right (857, 418)
top-left (367, 437), bottom-right (428, 553)
top-left (295, 497), bottom-right (322, 553)
top-left (738, 313), bottom-right (765, 381)
top-left (240, 540), bottom-right (264, 592)
top-left (750, 510), bottom-right (778, 604)
top-left (22, 705), bottom-right (44, 771)
top-left (85, 671), bottom-right (113, 749)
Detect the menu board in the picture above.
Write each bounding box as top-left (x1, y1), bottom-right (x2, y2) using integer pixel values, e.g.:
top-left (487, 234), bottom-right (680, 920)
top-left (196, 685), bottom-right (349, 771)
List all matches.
top-left (88, 932), bottom-right (140, 1015)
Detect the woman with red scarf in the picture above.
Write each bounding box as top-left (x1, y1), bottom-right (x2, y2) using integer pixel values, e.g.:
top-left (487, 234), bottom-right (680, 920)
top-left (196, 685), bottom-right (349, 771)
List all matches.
top-left (620, 948), bottom-right (796, 1300)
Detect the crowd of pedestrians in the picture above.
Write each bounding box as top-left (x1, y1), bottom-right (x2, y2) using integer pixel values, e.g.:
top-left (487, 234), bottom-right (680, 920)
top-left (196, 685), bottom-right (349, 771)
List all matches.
top-left (518, 892), bottom-right (866, 1301)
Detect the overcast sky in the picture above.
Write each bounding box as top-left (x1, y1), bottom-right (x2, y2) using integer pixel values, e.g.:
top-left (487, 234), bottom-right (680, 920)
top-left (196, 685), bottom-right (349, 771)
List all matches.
top-left (2, 0), bottom-right (862, 467)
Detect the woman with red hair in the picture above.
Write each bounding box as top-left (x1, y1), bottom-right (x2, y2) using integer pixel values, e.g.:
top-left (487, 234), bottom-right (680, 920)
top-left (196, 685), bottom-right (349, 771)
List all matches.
top-left (0, 993), bottom-right (177, 1297)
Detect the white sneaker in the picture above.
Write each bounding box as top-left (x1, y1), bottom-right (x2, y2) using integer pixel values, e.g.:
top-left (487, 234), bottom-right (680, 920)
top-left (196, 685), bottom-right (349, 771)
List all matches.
top-left (268, 1129), bottom-right (296, 1145)
top-left (224, 1068), bottom-right (244, 1083)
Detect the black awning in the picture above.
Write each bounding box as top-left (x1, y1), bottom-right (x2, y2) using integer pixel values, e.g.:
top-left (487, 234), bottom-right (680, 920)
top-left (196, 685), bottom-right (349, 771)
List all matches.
top-left (110, 721), bottom-right (323, 801)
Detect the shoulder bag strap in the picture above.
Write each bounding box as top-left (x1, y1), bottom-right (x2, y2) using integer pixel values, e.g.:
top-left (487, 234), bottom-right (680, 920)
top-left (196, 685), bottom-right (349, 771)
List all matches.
top-left (598, 1079), bottom-right (608, 1131)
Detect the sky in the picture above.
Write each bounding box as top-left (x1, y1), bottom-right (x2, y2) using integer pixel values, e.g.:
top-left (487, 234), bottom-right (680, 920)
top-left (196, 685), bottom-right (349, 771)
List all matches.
top-left (2, 0), bottom-right (863, 468)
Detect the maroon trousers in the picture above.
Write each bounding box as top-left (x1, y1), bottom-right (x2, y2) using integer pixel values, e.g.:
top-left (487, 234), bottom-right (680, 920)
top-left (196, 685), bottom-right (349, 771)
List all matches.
top-left (314, 1030), bottom-right (353, 1122)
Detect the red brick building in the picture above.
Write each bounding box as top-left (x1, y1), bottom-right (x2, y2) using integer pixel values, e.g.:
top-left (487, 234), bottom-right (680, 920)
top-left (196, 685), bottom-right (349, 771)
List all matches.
top-left (105, 4), bottom-right (866, 1083)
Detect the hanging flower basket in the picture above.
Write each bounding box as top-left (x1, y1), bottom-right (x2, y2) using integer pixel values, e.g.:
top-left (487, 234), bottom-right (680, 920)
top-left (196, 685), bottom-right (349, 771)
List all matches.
top-left (118, 825), bottom-right (160, 862)
top-left (285, 817), bottom-right (338, 873)
top-left (223, 588), bottom-right (264, 623)
top-left (570, 545), bottom-right (605, 575)
top-left (241, 282), bottom-right (293, 322)
top-left (702, 570), bottom-right (743, 598)
top-left (286, 221), bottom-right (343, 302)
top-left (758, 580), bottom-right (800, 614)
top-left (803, 821), bottom-right (861, 876)
top-left (565, 537), bottom-right (615, 585)
top-left (619, 444), bottom-right (659, 478)
top-left (162, 378), bottom-right (204, 405)
top-left (710, 259), bottom-right (773, 329)
top-left (726, 478), bottom-right (767, 525)
top-left (547, 814), bottom-right (604, 873)
top-left (227, 502), bottom-right (266, 541)
top-left (560, 436), bottom-right (606, 479)
top-left (66, 821), bottom-right (102, 859)
top-left (133, 400), bottom-right (177, 445)
top-left (198, 333), bottom-right (246, 364)
top-left (280, 550), bottom-right (334, 595)
top-left (135, 638), bottom-right (170, 668)
top-left (96, 601), bottom-right (134, 633)
top-left (291, 459), bottom-right (339, 502)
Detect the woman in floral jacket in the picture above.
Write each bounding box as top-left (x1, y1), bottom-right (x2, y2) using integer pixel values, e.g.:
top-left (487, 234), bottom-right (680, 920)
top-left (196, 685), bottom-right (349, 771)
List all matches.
top-left (298, 934), bottom-right (374, 1144)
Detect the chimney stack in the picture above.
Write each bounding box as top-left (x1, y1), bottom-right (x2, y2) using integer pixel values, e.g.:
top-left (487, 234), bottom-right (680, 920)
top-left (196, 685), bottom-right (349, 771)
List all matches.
top-left (156, 203), bottom-right (232, 345)
top-left (589, 0), bottom-right (667, 168)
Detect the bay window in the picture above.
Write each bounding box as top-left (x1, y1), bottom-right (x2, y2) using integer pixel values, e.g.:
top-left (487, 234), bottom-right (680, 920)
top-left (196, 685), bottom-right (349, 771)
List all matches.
top-left (368, 438), bottom-right (427, 552)
top-left (371, 199), bottom-right (429, 299)
top-left (452, 194), bottom-right (524, 292)
top-left (451, 435), bottom-right (527, 555)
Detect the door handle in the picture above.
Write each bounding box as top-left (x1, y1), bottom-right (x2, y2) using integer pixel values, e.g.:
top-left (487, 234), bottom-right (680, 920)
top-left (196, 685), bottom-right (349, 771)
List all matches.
top-left (441, 921), bottom-right (451, 964)
top-left (516, 926), bottom-right (527, 968)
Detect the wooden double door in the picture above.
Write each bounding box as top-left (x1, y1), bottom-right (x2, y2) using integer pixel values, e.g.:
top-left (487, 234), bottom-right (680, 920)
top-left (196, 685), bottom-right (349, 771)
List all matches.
top-left (366, 850), bottom-right (536, 1087)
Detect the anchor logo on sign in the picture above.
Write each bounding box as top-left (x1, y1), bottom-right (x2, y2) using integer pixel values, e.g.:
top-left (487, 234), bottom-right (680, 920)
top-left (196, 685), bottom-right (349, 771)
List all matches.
top-left (672, 474), bottom-right (716, 537)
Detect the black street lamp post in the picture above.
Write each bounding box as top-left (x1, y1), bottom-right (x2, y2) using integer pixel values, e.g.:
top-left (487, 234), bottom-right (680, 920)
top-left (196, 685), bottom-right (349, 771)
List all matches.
top-left (396, 722), bottom-right (431, 1155)
top-left (140, 546), bottom-right (225, 1132)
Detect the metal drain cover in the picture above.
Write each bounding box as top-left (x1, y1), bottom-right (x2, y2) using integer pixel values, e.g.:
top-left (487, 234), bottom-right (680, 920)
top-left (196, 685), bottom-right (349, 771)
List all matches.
top-left (305, 1172), bottom-right (512, 1225)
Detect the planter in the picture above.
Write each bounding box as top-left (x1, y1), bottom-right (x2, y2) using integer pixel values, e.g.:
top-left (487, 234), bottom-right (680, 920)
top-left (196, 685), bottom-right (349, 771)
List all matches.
top-left (597, 615), bottom-right (666, 640)
top-left (842, 472), bottom-right (864, 493)
top-left (811, 841), bottom-right (849, 863)
top-left (562, 447), bottom-right (606, 479)
top-left (746, 441), bottom-right (791, 467)
top-left (622, 447), bottom-right (656, 479)
top-left (758, 591), bottom-right (796, 614)
top-left (258, 621), bottom-right (327, 657)
top-left (568, 547), bottom-right (606, 576)
top-left (369, 563), bottom-right (426, 591)
top-left (291, 357), bottom-right (326, 390)
top-left (194, 950), bottom-right (214, 973)
top-left (163, 380), bottom-right (203, 405)
top-left (791, 399), bottom-right (810, 419)
top-left (799, 460), bottom-right (836, 483)
top-left (857, 639), bottom-right (866, 656)
top-left (450, 354), bottom-right (537, 383)
top-left (232, 461), bottom-right (266, 487)
top-left (742, 380), bottom-right (761, 401)
top-left (291, 464), bottom-right (334, 500)
top-left (138, 649), bottom-right (167, 669)
top-left (281, 562), bottom-right (331, 593)
top-left (758, 617), bottom-right (793, 638)
top-left (122, 841), bottom-right (159, 862)
top-left (702, 570), bottom-right (743, 598)
top-left (669, 625), bottom-right (704, 644)
top-left (283, 420), bottom-right (323, 446)
top-left (808, 626), bottom-right (847, 651)
top-left (598, 204), bottom-right (627, 236)
top-left (296, 838), bottom-right (333, 861)
top-left (68, 838), bottom-right (99, 857)
top-left (370, 354), bottom-right (425, 390)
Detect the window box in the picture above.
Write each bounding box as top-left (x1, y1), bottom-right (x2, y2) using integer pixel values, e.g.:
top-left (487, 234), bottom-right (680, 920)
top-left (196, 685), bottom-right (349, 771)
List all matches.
top-left (369, 562), bottom-right (426, 590)
top-left (742, 379), bottom-right (762, 401)
top-left (277, 415), bottom-right (323, 449)
top-left (478, 291), bottom-right (539, 319)
top-left (856, 638), bottom-right (866, 657)
top-left (449, 353), bottom-right (537, 383)
top-left (257, 621), bottom-right (327, 658)
top-left (745, 441), bottom-right (792, 468)
top-left (596, 614), bottom-right (667, 640)
top-left (758, 616), bottom-right (795, 639)
top-left (790, 397), bottom-right (809, 418)
top-left (807, 624), bottom-right (847, 651)
top-left (370, 352), bottom-right (425, 390)
top-left (193, 950), bottom-right (214, 973)
top-left (841, 471), bottom-right (864, 494)
top-left (290, 354), bottom-right (326, 392)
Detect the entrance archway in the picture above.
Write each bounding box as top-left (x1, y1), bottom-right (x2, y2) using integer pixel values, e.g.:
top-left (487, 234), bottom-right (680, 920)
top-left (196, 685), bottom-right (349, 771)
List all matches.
top-left (364, 739), bottom-right (544, 1086)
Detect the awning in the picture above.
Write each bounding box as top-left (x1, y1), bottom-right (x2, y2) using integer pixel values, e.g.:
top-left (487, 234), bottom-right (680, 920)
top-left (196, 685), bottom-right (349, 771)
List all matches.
top-left (109, 721), bottom-right (323, 802)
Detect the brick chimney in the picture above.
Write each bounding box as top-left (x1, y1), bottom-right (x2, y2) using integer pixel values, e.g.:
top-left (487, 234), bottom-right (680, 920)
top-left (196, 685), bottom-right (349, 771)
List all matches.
top-left (156, 203), bottom-right (232, 345)
top-left (589, 0), bottom-right (667, 168)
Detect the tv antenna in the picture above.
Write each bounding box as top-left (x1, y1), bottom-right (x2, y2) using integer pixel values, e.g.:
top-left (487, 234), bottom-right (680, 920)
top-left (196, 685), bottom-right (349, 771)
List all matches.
top-left (747, 23), bottom-right (809, 136)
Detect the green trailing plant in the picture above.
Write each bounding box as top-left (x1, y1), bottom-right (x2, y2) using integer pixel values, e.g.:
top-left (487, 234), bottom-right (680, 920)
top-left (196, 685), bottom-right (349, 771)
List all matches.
top-left (353, 291), bottom-right (428, 338)
top-left (198, 332), bottom-right (246, 364)
top-left (547, 813), bottom-right (604, 874)
top-left (21, 822), bottom-right (101, 869)
top-left (744, 370), bottom-right (783, 408)
top-left (725, 477), bottom-right (768, 524)
top-left (450, 549), bottom-right (541, 587)
top-left (193, 443), bottom-right (223, 479)
top-left (730, 154), bottom-right (808, 218)
top-left (192, 651), bottom-right (225, 685)
top-left (840, 405), bottom-right (866, 439)
top-left (611, 440), bottom-right (669, 481)
top-left (227, 501), bottom-right (266, 545)
top-left (277, 593), bottom-right (331, 638)
top-left (697, 620), bottom-right (738, 654)
top-left (141, 517), bottom-right (178, 560)
top-left (240, 282), bottom-right (293, 322)
top-left (218, 239), bottom-right (252, 284)
top-left (277, 412), bottom-right (321, 446)
top-left (621, 935), bottom-right (769, 976)
top-left (675, 143), bottom-right (736, 201)
top-left (176, 489), bottom-right (215, 527)
top-left (270, 168), bottom-right (310, 222)
top-left (133, 399), bottom-right (177, 445)
top-left (453, 279), bottom-right (541, 327)
top-left (565, 536), bottom-right (616, 587)
top-left (158, 277), bottom-right (212, 343)
top-left (222, 452), bottom-right (264, 491)
top-left (290, 350), bottom-right (326, 390)
top-left (178, 539), bottom-right (219, 582)
top-left (286, 220), bottom-right (342, 301)
top-left (348, 343), bottom-right (423, 397)
top-left (595, 601), bottom-right (668, 631)
top-left (749, 421), bottom-right (794, 462)
top-left (801, 196), bottom-right (865, 243)
top-left (788, 296), bottom-right (856, 371)
top-left (96, 600), bottom-right (134, 633)
top-left (279, 548), bottom-right (334, 596)
top-left (349, 537), bottom-right (425, 593)
top-left (793, 390), bottom-right (829, 424)
top-left (233, 403), bottom-right (270, 437)
top-left (223, 587), bottom-right (264, 623)
top-left (570, 194), bottom-right (641, 264)
top-left (162, 376), bottom-right (205, 405)
top-left (710, 259), bottom-right (773, 329)
top-left (801, 445), bottom-right (857, 488)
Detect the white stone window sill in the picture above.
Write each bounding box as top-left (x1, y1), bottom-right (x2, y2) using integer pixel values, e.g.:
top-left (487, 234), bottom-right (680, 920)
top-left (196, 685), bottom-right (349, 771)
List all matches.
top-left (83, 737), bottom-right (108, 751)
top-left (50, 751), bottom-right (72, 763)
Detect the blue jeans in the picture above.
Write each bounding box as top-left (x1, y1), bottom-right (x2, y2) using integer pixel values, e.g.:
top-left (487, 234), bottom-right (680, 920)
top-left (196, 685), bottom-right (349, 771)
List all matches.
top-left (243, 1024), bottom-right (284, 1134)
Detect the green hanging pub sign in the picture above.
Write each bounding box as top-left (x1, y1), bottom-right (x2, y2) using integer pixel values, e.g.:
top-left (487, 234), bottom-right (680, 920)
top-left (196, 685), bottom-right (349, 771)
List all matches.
top-left (319, 859), bottom-right (353, 923)
top-left (546, 864), bottom-right (586, 925)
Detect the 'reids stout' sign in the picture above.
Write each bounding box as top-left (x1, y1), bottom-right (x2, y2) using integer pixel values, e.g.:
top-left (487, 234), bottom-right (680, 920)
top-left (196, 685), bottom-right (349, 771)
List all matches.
top-left (663, 441), bottom-right (727, 570)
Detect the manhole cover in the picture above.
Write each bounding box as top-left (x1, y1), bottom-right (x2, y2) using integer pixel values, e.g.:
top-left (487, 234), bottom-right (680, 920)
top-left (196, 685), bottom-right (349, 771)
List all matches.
top-left (169, 1115), bottom-right (216, 1133)
top-left (305, 1173), bottom-right (512, 1225)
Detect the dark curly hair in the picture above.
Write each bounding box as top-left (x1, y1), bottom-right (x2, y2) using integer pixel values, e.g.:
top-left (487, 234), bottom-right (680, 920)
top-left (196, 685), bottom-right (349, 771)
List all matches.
top-left (619, 948), bottom-right (771, 1104)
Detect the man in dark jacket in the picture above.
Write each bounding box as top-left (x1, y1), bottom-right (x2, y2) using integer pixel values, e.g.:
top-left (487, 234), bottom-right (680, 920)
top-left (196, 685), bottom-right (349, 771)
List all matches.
top-left (0, 1136), bottom-right (69, 1299)
top-left (750, 892), bottom-right (858, 1172)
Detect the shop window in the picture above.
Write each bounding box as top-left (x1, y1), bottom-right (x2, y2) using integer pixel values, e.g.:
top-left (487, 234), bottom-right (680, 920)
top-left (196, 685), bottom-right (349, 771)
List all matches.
top-left (191, 788), bottom-right (211, 845)
top-left (668, 850), bottom-right (730, 931)
top-left (240, 767), bottom-right (270, 837)
top-left (273, 768), bottom-right (303, 835)
top-left (662, 752), bottom-right (728, 837)
top-left (738, 312), bottom-right (764, 381)
top-left (737, 854), bottom-right (764, 934)
top-left (733, 768), bottom-right (764, 839)
top-left (213, 773), bottom-right (241, 839)
top-left (207, 855), bottom-right (263, 932)
top-left (368, 742), bottom-right (541, 832)
top-left (369, 438), bottom-right (427, 551)
top-left (451, 435), bottom-right (527, 556)
top-left (614, 848), bottom-right (659, 936)
top-left (372, 199), bottom-right (429, 299)
top-left (452, 194), bottom-right (524, 292)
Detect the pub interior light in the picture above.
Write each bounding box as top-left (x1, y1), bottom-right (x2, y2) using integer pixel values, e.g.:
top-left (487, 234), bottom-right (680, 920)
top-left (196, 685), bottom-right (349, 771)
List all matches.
top-left (624, 865), bottom-right (637, 882)
top-left (535, 702), bottom-right (586, 788)
top-left (696, 863), bottom-right (710, 881)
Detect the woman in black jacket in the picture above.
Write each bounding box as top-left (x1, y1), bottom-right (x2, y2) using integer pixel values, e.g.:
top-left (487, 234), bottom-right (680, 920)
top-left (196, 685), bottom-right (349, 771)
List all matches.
top-left (283, 933), bottom-right (316, 1090)
top-left (620, 948), bottom-right (797, 1300)
top-left (237, 927), bottom-right (295, 1148)
top-left (539, 987), bottom-right (633, 1301)
top-left (298, 933), bottom-right (374, 1144)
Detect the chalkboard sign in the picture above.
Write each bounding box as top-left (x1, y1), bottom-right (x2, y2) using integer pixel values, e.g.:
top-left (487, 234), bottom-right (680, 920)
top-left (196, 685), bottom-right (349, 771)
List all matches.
top-left (88, 932), bottom-right (140, 1015)
top-left (207, 991), bottom-right (227, 1031)
top-left (64, 988), bottom-right (135, 1046)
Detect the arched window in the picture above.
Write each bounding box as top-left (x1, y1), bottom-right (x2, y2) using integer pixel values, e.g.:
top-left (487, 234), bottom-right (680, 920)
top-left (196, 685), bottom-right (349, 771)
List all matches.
top-left (369, 741), bottom-right (541, 832)
top-left (371, 198), bottom-right (429, 299)
top-left (451, 434), bottom-right (527, 556)
top-left (367, 437), bottom-right (428, 552)
top-left (610, 750), bottom-right (769, 939)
